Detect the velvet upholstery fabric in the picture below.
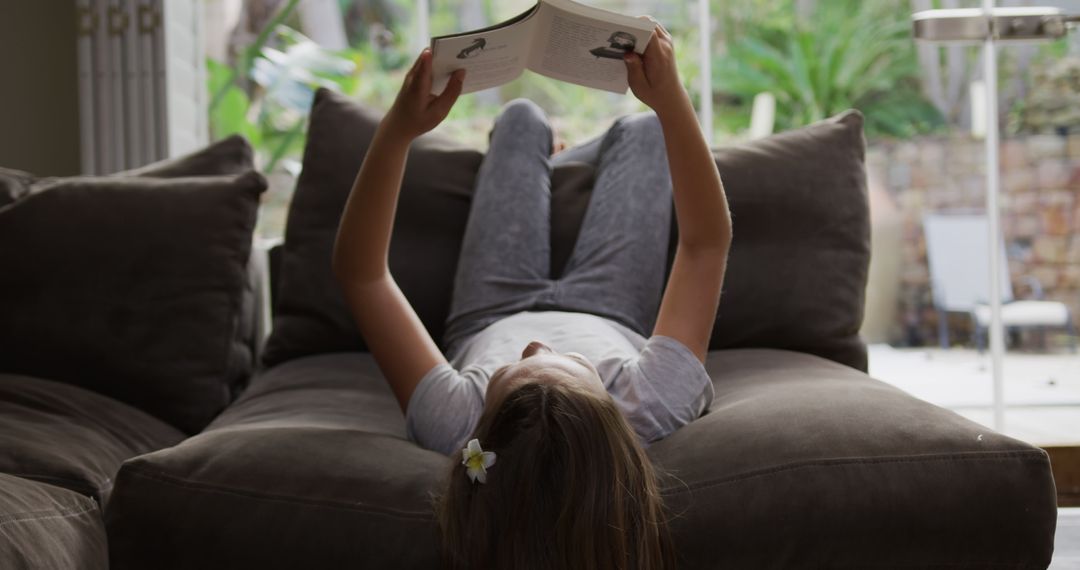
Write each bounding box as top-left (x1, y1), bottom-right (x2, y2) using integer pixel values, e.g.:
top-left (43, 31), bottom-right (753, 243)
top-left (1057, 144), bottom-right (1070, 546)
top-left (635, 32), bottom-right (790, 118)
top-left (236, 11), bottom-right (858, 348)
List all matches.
top-left (0, 374), bottom-right (185, 505)
top-left (107, 353), bottom-right (440, 569)
top-left (105, 351), bottom-right (1056, 569)
top-left (656, 349), bottom-right (1056, 568)
top-left (262, 89), bottom-right (483, 365)
top-left (549, 115), bottom-right (871, 369)
top-left (708, 113), bottom-right (869, 369)
top-left (0, 167), bottom-right (35, 207)
top-left (117, 134), bottom-right (254, 179)
top-left (0, 134), bottom-right (255, 208)
top-left (548, 158), bottom-right (599, 279)
top-left (263, 89), bottom-right (869, 370)
top-left (0, 474), bottom-right (108, 570)
top-left (0, 172), bottom-right (266, 433)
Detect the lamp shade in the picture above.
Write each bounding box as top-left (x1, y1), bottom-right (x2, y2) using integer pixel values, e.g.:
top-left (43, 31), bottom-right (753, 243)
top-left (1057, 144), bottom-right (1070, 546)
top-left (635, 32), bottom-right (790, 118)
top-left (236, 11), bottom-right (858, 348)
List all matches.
top-left (913, 7), bottom-right (1067, 43)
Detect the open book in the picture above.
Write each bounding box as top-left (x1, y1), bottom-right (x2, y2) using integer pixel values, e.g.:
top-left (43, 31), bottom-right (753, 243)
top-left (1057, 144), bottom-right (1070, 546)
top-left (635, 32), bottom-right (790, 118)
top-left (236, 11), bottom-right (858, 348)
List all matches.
top-left (430, 0), bottom-right (655, 96)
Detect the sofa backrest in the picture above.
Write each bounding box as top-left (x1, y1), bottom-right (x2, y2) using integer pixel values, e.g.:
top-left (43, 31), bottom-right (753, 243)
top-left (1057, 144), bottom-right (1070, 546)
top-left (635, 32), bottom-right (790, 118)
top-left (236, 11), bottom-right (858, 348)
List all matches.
top-left (262, 88), bottom-right (870, 371)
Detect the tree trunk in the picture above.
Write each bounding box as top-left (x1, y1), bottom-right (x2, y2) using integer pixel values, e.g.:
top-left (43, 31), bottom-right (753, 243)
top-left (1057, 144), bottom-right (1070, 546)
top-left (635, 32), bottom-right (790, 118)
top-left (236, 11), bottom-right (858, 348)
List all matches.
top-left (998, 0), bottom-right (1035, 113)
top-left (795, 0), bottom-right (816, 23)
top-left (912, 0), bottom-right (947, 117)
top-left (298, 0), bottom-right (349, 50)
top-left (230, 0), bottom-right (284, 65)
top-left (205, 0), bottom-right (244, 62)
top-left (939, 0), bottom-right (973, 128)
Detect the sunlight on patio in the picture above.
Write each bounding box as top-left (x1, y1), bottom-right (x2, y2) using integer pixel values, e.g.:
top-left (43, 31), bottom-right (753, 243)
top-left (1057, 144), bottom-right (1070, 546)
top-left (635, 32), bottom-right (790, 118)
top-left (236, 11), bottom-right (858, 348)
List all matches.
top-left (869, 344), bottom-right (1080, 445)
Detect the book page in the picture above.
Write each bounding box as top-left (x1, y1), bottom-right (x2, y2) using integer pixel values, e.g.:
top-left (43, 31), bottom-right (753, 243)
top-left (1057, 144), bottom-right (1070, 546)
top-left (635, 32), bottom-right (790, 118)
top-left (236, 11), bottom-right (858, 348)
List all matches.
top-left (526, 0), bottom-right (655, 94)
top-left (429, 6), bottom-right (540, 95)
top-left (543, 0), bottom-right (654, 30)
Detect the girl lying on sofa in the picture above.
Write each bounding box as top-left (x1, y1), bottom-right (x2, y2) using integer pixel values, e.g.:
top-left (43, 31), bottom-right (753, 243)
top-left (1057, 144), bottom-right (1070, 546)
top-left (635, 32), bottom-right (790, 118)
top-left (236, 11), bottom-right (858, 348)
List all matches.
top-left (332, 19), bottom-right (731, 569)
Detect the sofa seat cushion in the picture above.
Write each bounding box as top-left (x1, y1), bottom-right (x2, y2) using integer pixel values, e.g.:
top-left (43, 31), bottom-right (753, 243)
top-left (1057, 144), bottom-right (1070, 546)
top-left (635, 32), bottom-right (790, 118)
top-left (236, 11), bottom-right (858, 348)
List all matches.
top-left (653, 349), bottom-right (1056, 568)
top-left (0, 473), bottom-right (107, 570)
top-left (0, 374), bottom-right (184, 506)
top-left (106, 353), bottom-right (438, 569)
top-left (106, 351), bottom-right (1055, 569)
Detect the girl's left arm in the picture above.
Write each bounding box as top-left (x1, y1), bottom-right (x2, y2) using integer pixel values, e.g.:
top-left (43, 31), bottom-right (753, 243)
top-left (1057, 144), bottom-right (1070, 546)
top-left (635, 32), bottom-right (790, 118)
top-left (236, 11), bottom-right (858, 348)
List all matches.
top-left (332, 49), bottom-right (465, 412)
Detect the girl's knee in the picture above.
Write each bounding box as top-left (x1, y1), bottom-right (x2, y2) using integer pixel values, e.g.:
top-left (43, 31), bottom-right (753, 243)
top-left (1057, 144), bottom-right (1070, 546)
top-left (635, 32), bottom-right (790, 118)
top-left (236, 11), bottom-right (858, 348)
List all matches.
top-left (498, 98), bottom-right (547, 126)
top-left (615, 111), bottom-right (662, 138)
top-left (492, 99), bottom-right (552, 151)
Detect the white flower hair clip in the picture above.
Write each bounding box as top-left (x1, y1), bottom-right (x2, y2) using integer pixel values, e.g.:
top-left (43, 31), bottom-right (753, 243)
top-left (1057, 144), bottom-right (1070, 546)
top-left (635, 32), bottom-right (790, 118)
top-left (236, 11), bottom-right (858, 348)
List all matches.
top-left (461, 438), bottom-right (496, 484)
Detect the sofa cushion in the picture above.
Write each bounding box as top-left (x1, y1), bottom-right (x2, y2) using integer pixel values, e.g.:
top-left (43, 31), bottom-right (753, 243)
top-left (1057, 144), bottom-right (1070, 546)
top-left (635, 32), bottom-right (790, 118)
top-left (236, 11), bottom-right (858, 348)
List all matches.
top-left (106, 353), bottom-right (438, 569)
top-left (551, 114), bottom-right (871, 370)
top-left (106, 351), bottom-right (1055, 569)
top-left (0, 167), bottom-right (35, 207)
top-left (712, 113), bottom-right (868, 369)
top-left (0, 374), bottom-right (184, 505)
top-left (0, 134), bottom-right (255, 208)
top-left (263, 90), bottom-right (869, 370)
top-left (0, 172), bottom-right (266, 433)
top-left (654, 349), bottom-right (1055, 568)
top-left (117, 134), bottom-right (254, 179)
top-left (0, 473), bottom-right (107, 570)
top-left (262, 89), bottom-right (483, 365)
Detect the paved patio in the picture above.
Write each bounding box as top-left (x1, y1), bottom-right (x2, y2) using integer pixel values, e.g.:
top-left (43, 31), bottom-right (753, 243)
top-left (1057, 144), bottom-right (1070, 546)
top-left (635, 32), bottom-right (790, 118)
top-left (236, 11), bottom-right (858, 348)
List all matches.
top-left (1053, 508), bottom-right (1080, 570)
top-left (867, 344), bottom-right (1080, 446)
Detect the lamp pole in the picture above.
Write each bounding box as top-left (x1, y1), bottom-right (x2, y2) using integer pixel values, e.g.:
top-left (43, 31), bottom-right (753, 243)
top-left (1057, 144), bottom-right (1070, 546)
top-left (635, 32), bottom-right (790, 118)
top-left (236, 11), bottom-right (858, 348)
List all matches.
top-left (416, 0), bottom-right (430, 54)
top-left (980, 0), bottom-right (1006, 432)
top-left (698, 0), bottom-right (713, 145)
top-left (912, 5), bottom-right (1074, 432)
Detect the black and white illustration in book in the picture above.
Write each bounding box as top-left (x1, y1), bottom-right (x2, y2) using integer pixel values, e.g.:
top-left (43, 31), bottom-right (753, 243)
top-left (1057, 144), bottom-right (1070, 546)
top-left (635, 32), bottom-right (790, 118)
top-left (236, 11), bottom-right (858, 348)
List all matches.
top-left (457, 38), bottom-right (487, 59)
top-left (428, 0), bottom-right (656, 95)
top-left (590, 31), bottom-right (636, 59)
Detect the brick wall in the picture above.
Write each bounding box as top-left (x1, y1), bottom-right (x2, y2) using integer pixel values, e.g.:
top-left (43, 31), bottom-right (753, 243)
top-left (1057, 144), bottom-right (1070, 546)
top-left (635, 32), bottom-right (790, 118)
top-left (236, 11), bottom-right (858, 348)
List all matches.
top-left (866, 133), bottom-right (1080, 347)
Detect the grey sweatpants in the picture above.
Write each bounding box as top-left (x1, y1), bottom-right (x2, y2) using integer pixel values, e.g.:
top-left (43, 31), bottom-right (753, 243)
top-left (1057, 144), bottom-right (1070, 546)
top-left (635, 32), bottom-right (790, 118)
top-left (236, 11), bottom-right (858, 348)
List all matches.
top-left (443, 99), bottom-right (673, 356)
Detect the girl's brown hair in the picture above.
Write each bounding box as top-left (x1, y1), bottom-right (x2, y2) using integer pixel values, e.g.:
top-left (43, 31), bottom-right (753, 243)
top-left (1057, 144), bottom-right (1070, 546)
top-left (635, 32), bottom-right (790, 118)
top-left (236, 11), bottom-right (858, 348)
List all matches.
top-left (436, 381), bottom-right (673, 569)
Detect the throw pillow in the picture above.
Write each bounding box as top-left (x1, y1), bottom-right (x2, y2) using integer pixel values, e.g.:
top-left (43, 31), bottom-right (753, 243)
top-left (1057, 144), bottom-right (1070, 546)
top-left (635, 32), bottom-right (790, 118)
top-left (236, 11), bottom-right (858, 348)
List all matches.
top-left (118, 134), bottom-right (255, 179)
top-left (0, 172), bottom-right (267, 433)
top-left (0, 134), bottom-right (254, 208)
top-left (709, 112), bottom-right (869, 369)
top-left (262, 89), bottom-right (483, 365)
top-left (0, 167), bottom-right (35, 207)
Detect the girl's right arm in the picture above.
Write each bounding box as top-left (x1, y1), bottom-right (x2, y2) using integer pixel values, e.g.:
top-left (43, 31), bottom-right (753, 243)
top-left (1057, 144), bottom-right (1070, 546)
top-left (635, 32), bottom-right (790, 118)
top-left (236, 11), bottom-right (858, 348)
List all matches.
top-left (624, 22), bottom-right (733, 363)
top-left (332, 50), bottom-right (465, 412)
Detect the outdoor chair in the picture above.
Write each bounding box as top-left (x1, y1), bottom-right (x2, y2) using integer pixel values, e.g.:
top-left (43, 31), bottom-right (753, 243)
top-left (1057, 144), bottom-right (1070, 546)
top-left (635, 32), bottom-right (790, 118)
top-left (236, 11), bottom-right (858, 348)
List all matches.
top-left (923, 212), bottom-right (1078, 352)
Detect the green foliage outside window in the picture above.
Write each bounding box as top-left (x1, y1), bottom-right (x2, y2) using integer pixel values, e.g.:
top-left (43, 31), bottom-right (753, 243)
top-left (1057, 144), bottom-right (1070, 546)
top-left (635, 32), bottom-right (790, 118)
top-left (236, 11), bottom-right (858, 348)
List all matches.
top-left (215, 0), bottom-right (1080, 176)
top-left (712, 0), bottom-right (946, 138)
top-left (207, 0), bottom-right (363, 174)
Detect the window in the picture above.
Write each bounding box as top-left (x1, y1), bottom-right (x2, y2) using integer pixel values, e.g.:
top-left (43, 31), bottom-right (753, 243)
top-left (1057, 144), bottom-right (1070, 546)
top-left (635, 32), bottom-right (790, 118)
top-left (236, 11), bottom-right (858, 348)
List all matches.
top-left (204, 0), bottom-right (703, 236)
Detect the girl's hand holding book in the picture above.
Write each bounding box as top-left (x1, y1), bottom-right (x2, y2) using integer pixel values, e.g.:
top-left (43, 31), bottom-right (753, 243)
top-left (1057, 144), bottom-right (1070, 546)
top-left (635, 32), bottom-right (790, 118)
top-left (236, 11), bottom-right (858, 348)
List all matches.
top-left (383, 48), bottom-right (466, 142)
top-left (623, 19), bottom-right (688, 116)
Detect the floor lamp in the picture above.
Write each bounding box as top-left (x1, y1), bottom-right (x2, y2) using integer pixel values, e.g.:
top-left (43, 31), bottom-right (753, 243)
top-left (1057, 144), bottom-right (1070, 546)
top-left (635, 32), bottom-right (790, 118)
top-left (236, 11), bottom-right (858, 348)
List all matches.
top-left (912, 4), bottom-right (1077, 431)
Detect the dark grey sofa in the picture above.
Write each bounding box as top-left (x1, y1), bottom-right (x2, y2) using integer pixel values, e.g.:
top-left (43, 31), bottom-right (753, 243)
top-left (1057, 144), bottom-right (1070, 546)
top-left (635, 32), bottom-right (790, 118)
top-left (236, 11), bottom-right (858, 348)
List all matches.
top-left (0, 136), bottom-right (263, 568)
top-left (0, 473), bottom-right (107, 569)
top-left (106, 350), bottom-right (1056, 568)
top-left (0, 88), bottom-right (1059, 568)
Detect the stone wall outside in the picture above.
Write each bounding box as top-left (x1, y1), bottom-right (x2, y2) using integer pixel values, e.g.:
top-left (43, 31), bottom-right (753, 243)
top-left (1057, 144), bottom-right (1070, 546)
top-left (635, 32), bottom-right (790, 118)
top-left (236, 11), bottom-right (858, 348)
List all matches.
top-left (865, 133), bottom-right (1080, 348)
